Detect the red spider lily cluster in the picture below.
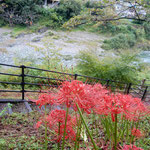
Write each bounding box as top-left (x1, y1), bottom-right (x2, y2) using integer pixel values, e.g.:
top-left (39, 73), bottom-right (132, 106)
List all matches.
top-left (122, 144), bottom-right (144, 150)
top-left (34, 80), bottom-right (149, 150)
top-left (36, 109), bottom-right (77, 142)
top-left (131, 128), bottom-right (143, 138)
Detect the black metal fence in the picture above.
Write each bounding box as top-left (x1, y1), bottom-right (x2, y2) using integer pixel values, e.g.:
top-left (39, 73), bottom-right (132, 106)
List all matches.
top-left (0, 63), bottom-right (149, 103)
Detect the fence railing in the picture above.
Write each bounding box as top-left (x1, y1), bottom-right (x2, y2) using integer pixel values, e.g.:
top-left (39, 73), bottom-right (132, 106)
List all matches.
top-left (0, 63), bottom-right (149, 103)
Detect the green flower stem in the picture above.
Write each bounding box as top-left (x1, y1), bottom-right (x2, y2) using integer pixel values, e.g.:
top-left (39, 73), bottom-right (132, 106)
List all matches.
top-left (95, 118), bottom-right (99, 143)
top-left (45, 105), bottom-right (48, 150)
top-left (131, 120), bottom-right (140, 144)
top-left (119, 116), bottom-right (126, 143)
top-left (114, 114), bottom-right (117, 150)
top-left (130, 120), bottom-right (135, 144)
top-left (76, 103), bottom-right (98, 150)
top-left (74, 116), bottom-right (81, 150)
top-left (77, 120), bottom-right (82, 150)
top-left (92, 112), bottom-right (95, 136)
top-left (62, 106), bottom-right (69, 150)
top-left (105, 117), bottom-right (111, 140)
top-left (126, 120), bottom-right (129, 142)
top-left (58, 122), bottom-right (61, 150)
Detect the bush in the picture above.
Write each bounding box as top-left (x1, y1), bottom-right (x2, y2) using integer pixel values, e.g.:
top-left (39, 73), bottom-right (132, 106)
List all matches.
top-left (55, 0), bottom-right (81, 22)
top-left (0, 0), bottom-right (43, 25)
top-left (144, 22), bottom-right (150, 40)
top-left (0, 17), bottom-right (6, 27)
top-left (77, 50), bottom-right (140, 84)
top-left (102, 33), bottom-right (136, 50)
top-left (84, 1), bottom-right (102, 8)
top-left (99, 23), bottom-right (137, 36)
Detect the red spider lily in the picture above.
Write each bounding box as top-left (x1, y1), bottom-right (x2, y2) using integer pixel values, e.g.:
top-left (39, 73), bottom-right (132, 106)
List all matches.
top-left (36, 109), bottom-right (77, 142)
top-left (46, 109), bottom-right (72, 127)
top-left (57, 81), bottom-right (75, 107)
top-left (35, 120), bottom-right (42, 129)
top-left (47, 109), bottom-right (77, 142)
top-left (131, 128), bottom-right (143, 138)
top-left (93, 92), bottom-right (149, 122)
top-left (93, 93), bottom-right (124, 121)
top-left (57, 80), bottom-right (95, 113)
top-left (123, 96), bottom-right (149, 122)
top-left (46, 109), bottom-right (77, 128)
top-left (36, 109), bottom-right (72, 128)
top-left (54, 124), bottom-right (76, 142)
top-left (34, 93), bottom-right (55, 108)
top-left (122, 144), bottom-right (144, 150)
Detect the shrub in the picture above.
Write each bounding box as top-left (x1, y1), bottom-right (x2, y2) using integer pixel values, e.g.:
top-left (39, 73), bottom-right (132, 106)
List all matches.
top-left (102, 33), bottom-right (136, 50)
top-left (77, 50), bottom-right (140, 84)
top-left (144, 22), bottom-right (150, 40)
top-left (0, 0), bottom-right (43, 25)
top-left (55, 0), bottom-right (81, 22)
top-left (98, 23), bottom-right (137, 36)
top-left (0, 17), bottom-right (6, 27)
top-left (84, 0), bottom-right (102, 8)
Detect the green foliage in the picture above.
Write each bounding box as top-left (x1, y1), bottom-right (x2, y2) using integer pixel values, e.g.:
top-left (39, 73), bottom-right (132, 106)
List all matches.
top-left (0, 112), bottom-right (44, 149)
top-left (144, 22), bottom-right (150, 40)
top-left (0, 17), bottom-right (6, 27)
top-left (102, 33), bottom-right (136, 50)
top-left (77, 50), bottom-right (141, 84)
top-left (0, 103), bottom-right (12, 116)
top-left (84, 1), bottom-right (102, 8)
top-left (98, 23), bottom-right (137, 35)
top-left (34, 8), bottom-right (63, 27)
top-left (55, 0), bottom-right (81, 22)
top-left (0, 0), bottom-right (43, 25)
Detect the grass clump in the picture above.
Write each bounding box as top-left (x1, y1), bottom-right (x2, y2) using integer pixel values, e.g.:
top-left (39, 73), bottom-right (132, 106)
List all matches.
top-left (102, 33), bottom-right (136, 50)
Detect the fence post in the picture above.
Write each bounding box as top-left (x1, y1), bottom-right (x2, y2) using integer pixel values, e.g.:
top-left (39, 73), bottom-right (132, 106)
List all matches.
top-left (106, 80), bottom-right (110, 88)
top-left (141, 86), bottom-right (148, 101)
top-left (138, 79), bottom-right (146, 94)
top-left (126, 83), bottom-right (132, 94)
top-left (124, 84), bottom-right (128, 94)
top-left (21, 65), bottom-right (25, 100)
top-left (74, 74), bottom-right (78, 80)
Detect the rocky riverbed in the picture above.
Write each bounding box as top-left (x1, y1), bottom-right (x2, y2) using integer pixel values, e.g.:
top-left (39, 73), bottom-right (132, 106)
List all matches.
top-left (0, 27), bottom-right (150, 67)
top-left (0, 27), bottom-right (107, 67)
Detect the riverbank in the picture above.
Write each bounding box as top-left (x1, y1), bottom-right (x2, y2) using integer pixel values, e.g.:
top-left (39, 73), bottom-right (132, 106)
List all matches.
top-left (0, 27), bottom-right (107, 67)
top-left (1, 27), bottom-right (150, 67)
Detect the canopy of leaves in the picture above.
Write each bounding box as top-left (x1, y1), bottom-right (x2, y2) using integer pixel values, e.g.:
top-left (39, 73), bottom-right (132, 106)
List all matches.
top-left (0, 0), bottom-right (43, 25)
top-left (55, 0), bottom-right (81, 21)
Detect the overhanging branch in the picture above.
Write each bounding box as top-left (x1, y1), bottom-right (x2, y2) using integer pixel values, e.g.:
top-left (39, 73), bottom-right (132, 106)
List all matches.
top-left (94, 16), bottom-right (146, 22)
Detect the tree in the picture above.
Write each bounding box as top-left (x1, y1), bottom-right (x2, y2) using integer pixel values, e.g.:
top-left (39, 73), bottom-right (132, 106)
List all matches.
top-left (63, 0), bottom-right (150, 29)
top-left (0, 0), bottom-right (43, 26)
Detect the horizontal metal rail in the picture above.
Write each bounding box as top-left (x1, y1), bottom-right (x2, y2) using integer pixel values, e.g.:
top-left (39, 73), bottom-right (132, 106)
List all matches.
top-left (25, 74), bottom-right (65, 81)
top-left (0, 81), bottom-right (21, 85)
top-left (0, 63), bottom-right (20, 68)
top-left (25, 66), bottom-right (74, 76)
top-left (0, 90), bottom-right (21, 92)
top-left (0, 72), bottom-right (21, 77)
top-left (0, 99), bottom-right (28, 103)
top-left (25, 90), bottom-right (48, 93)
top-left (24, 82), bottom-right (58, 87)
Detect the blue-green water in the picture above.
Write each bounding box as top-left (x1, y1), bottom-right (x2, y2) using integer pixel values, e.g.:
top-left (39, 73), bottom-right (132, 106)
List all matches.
top-left (139, 51), bottom-right (150, 64)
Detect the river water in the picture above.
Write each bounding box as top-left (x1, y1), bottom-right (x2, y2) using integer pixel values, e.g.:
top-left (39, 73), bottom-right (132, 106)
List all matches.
top-left (139, 51), bottom-right (150, 64)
